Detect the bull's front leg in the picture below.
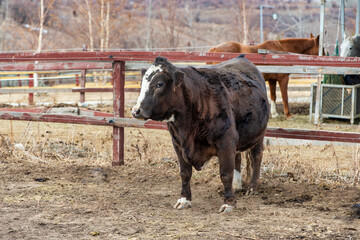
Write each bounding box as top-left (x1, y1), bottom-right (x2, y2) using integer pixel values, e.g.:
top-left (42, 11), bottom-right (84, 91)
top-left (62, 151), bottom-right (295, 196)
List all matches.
top-left (173, 145), bottom-right (193, 210)
top-left (217, 140), bottom-right (236, 213)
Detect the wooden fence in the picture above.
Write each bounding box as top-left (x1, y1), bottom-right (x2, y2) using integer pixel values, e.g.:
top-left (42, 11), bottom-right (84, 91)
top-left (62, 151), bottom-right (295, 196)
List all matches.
top-left (0, 51), bottom-right (360, 165)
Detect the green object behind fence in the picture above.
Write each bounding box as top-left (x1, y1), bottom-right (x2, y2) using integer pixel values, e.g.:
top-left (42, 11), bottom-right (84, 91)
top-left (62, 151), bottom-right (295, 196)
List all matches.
top-left (323, 40), bottom-right (345, 85)
top-left (323, 74), bottom-right (345, 85)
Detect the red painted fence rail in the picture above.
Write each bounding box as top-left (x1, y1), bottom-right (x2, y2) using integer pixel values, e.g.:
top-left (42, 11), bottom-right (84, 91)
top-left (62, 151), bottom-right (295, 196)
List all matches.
top-left (1, 110), bottom-right (360, 143)
top-left (1, 51), bottom-right (360, 67)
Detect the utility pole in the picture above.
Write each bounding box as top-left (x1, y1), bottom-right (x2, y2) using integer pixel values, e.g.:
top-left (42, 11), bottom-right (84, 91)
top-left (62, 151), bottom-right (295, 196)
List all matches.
top-left (260, 5), bottom-right (275, 43)
top-left (357, 0), bottom-right (360, 34)
top-left (314, 0), bottom-right (326, 125)
top-left (341, 0), bottom-right (345, 40)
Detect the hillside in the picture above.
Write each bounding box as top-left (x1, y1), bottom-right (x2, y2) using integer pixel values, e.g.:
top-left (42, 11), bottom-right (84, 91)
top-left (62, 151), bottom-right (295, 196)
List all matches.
top-left (0, 0), bottom-right (357, 54)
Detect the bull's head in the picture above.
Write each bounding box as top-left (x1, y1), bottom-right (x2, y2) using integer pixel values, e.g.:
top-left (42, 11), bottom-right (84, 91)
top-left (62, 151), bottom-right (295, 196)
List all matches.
top-left (132, 56), bottom-right (184, 122)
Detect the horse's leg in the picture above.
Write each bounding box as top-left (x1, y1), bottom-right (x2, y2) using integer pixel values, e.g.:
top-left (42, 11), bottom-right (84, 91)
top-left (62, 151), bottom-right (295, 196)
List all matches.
top-left (267, 79), bottom-right (279, 118)
top-left (278, 74), bottom-right (292, 119)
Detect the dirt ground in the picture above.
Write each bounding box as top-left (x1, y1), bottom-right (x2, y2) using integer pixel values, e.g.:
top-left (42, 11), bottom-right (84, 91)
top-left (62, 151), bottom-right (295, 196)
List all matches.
top-left (1, 97), bottom-right (360, 239)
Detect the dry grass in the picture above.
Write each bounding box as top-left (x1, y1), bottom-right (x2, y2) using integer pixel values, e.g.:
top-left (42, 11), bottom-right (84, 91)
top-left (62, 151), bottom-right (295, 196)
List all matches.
top-left (262, 143), bottom-right (359, 186)
top-left (0, 85), bottom-right (359, 187)
top-left (0, 114), bottom-right (359, 188)
top-left (0, 120), bottom-right (113, 166)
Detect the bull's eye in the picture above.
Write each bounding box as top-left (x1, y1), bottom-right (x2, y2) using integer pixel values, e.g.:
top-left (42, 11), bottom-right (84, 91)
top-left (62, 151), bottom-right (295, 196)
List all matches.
top-left (350, 47), bottom-right (353, 50)
top-left (155, 81), bottom-right (164, 89)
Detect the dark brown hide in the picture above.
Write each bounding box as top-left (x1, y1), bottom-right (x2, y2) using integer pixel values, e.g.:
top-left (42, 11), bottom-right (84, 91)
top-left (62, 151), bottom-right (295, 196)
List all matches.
top-left (133, 55), bottom-right (269, 210)
top-left (208, 35), bottom-right (320, 119)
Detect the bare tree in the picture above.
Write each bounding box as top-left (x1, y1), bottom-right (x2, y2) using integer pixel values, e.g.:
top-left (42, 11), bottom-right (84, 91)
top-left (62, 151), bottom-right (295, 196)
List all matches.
top-left (84, 0), bottom-right (94, 51)
top-left (100, 0), bottom-right (105, 50)
top-left (98, 0), bottom-right (111, 84)
top-left (35, 0), bottom-right (54, 87)
top-left (37, 0), bottom-right (44, 53)
top-left (105, 0), bottom-right (110, 50)
top-left (145, 0), bottom-right (152, 50)
top-left (241, 0), bottom-right (248, 44)
top-left (184, 0), bottom-right (199, 47)
top-left (229, 0), bottom-right (242, 42)
top-left (158, 0), bottom-right (185, 50)
top-left (229, 0), bottom-right (252, 44)
top-left (0, 0), bottom-right (9, 51)
top-left (74, 0), bottom-right (94, 51)
top-left (275, 7), bottom-right (317, 38)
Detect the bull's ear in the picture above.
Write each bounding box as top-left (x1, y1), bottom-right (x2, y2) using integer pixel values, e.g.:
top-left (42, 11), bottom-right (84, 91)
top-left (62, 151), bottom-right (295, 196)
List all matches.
top-left (172, 70), bottom-right (184, 91)
top-left (154, 56), bottom-right (168, 65)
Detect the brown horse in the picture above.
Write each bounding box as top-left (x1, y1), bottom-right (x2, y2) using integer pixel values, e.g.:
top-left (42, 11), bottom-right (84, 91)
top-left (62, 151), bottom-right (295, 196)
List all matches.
top-left (208, 35), bottom-right (320, 119)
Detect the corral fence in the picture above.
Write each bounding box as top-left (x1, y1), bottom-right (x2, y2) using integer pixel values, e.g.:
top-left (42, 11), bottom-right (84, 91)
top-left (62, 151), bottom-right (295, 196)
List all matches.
top-left (1, 51), bottom-right (360, 165)
top-left (0, 65), bottom-right (319, 105)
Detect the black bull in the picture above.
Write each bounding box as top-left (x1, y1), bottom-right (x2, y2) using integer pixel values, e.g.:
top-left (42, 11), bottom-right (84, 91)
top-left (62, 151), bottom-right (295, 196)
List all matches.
top-left (132, 55), bottom-right (269, 212)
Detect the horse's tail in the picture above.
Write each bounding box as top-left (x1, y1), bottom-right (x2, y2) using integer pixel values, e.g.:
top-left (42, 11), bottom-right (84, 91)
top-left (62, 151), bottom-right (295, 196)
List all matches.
top-left (208, 46), bottom-right (216, 52)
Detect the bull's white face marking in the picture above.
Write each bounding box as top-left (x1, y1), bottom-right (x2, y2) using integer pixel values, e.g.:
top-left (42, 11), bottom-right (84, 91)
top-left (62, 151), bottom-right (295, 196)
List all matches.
top-left (162, 114), bottom-right (175, 123)
top-left (132, 65), bottom-right (163, 112)
top-left (174, 197), bottom-right (191, 209)
top-left (270, 100), bottom-right (279, 118)
top-left (232, 169), bottom-right (242, 190)
top-left (340, 38), bottom-right (353, 57)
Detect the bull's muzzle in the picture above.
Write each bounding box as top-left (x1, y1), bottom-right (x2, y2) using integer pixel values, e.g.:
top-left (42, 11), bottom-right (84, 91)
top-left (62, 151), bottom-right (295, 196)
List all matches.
top-left (132, 108), bottom-right (141, 118)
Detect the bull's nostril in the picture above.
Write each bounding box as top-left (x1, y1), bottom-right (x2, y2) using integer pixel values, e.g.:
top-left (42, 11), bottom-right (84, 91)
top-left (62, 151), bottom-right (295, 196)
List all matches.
top-left (132, 108), bottom-right (141, 118)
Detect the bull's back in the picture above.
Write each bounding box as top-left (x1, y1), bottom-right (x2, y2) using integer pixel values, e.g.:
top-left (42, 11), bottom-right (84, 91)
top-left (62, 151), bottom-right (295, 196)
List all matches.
top-left (209, 55), bottom-right (267, 93)
top-left (213, 56), bottom-right (269, 148)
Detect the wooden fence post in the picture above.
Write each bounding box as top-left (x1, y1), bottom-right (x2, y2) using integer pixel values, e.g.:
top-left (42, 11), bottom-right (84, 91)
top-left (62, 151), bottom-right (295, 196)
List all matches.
top-left (75, 74), bottom-right (79, 86)
top-left (112, 61), bottom-right (125, 166)
top-left (18, 74), bottom-right (22, 87)
top-left (28, 73), bottom-right (34, 105)
top-left (80, 70), bottom-right (86, 103)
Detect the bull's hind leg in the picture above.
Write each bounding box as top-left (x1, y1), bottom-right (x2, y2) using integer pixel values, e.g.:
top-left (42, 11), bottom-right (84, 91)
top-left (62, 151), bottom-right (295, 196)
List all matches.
top-left (245, 140), bottom-right (264, 196)
top-left (232, 152), bottom-right (242, 191)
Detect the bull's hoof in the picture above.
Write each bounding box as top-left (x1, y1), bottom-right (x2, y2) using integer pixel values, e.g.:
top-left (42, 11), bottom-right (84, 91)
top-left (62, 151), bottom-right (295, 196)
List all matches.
top-left (286, 115), bottom-right (293, 120)
top-left (245, 188), bottom-right (255, 196)
top-left (271, 112), bottom-right (279, 118)
top-left (219, 204), bottom-right (234, 213)
top-left (173, 197), bottom-right (191, 209)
